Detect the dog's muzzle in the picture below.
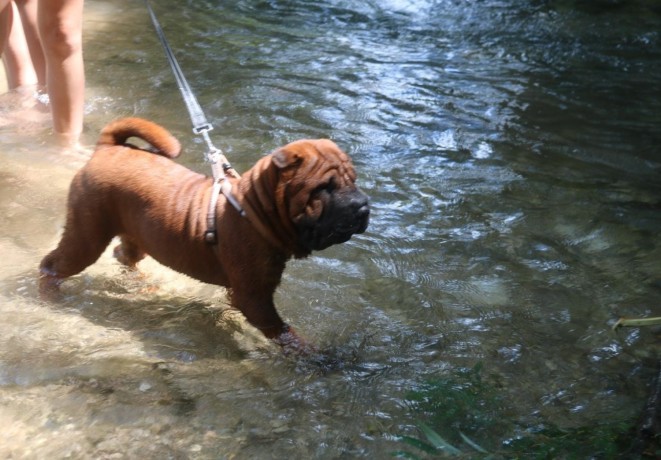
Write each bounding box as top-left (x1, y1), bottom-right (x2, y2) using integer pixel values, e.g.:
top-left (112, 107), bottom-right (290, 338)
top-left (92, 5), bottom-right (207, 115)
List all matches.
top-left (306, 189), bottom-right (370, 251)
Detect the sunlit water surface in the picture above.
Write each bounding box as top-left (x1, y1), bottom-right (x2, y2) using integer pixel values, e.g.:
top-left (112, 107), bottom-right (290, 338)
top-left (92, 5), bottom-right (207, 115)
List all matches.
top-left (1, 0), bottom-right (660, 457)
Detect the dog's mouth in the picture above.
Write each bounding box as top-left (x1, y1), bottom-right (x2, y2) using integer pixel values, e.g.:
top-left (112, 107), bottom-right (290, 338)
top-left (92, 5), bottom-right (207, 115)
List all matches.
top-left (335, 204), bottom-right (370, 236)
top-left (303, 201), bottom-right (370, 251)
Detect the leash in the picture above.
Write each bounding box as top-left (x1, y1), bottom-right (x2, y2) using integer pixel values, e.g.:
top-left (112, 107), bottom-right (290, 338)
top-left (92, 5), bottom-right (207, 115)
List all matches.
top-left (143, 0), bottom-right (245, 244)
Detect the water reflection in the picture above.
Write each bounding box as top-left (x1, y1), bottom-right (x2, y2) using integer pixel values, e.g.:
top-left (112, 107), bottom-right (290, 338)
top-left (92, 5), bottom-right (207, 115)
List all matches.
top-left (1, 0), bottom-right (660, 457)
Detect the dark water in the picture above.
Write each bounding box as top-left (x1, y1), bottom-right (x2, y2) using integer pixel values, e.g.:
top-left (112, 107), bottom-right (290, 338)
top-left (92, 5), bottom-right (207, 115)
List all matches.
top-left (1, 0), bottom-right (660, 457)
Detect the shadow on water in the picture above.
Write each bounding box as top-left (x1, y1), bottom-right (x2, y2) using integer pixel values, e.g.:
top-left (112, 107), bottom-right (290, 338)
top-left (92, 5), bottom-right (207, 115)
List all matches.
top-left (1, 0), bottom-right (661, 457)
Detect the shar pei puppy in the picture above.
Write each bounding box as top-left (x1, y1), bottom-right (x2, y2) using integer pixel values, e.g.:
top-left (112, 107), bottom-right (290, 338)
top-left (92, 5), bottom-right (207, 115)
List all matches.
top-left (39, 117), bottom-right (370, 352)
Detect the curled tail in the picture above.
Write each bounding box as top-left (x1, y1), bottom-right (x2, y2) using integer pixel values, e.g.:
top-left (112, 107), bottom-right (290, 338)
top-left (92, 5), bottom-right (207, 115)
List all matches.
top-left (96, 117), bottom-right (181, 158)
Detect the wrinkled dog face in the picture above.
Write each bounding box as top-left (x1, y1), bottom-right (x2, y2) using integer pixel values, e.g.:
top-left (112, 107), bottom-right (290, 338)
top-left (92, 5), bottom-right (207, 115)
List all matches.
top-left (299, 180), bottom-right (370, 251)
top-left (273, 139), bottom-right (370, 252)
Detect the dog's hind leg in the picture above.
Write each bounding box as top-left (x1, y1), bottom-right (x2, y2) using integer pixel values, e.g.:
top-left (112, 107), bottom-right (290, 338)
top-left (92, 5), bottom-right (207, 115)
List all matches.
top-left (39, 202), bottom-right (115, 296)
top-left (113, 235), bottom-right (146, 270)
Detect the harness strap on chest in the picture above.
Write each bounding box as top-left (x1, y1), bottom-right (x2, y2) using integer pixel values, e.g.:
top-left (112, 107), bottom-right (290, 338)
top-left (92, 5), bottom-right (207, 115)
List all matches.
top-left (204, 162), bottom-right (245, 245)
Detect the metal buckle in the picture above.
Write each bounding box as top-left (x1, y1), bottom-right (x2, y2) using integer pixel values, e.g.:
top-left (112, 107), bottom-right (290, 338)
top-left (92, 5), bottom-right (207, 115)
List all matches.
top-left (193, 123), bottom-right (213, 134)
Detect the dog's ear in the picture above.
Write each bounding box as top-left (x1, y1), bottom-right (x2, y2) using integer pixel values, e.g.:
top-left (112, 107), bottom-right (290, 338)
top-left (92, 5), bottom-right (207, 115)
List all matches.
top-left (272, 147), bottom-right (303, 170)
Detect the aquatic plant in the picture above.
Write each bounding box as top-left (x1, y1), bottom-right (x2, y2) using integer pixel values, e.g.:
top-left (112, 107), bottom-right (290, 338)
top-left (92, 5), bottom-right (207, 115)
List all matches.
top-left (394, 362), bottom-right (658, 458)
top-left (394, 422), bottom-right (487, 458)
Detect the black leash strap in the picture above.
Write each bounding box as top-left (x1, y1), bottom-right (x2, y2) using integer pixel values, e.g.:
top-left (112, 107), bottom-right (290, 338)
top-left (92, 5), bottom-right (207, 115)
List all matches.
top-left (144, 0), bottom-right (211, 135)
top-left (143, 0), bottom-right (245, 244)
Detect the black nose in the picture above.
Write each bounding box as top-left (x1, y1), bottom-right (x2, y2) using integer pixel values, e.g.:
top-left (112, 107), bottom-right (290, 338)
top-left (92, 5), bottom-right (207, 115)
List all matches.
top-left (351, 191), bottom-right (370, 231)
top-left (356, 203), bottom-right (370, 219)
top-left (350, 191), bottom-right (369, 211)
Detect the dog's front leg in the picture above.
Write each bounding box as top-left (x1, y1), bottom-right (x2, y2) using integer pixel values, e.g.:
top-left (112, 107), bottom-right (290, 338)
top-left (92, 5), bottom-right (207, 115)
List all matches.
top-left (230, 289), bottom-right (310, 353)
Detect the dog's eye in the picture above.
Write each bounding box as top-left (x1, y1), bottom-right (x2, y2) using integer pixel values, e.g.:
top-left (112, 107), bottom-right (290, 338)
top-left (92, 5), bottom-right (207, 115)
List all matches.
top-left (314, 179), bottom-right (336, 195)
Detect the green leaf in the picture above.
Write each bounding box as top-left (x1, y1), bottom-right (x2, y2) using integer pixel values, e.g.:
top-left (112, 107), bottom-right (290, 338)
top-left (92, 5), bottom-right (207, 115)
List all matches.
top-left (399, 436), bottom-right (438, 454)
top-left (418, 423), bottom-right (462, 455)
top-left (459, 431), bottom-right (489, 453)
top-left (390, 450), bottom-right (422, 459)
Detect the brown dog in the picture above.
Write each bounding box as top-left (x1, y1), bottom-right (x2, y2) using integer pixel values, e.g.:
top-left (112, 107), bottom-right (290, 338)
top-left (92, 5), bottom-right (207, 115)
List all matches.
top-left (39, 117), bottom-right (369, 351)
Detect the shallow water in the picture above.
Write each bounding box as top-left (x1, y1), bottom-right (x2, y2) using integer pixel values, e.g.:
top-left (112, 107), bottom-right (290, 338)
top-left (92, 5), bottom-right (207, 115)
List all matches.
top-left (1, 0), bottom-right (660, 457)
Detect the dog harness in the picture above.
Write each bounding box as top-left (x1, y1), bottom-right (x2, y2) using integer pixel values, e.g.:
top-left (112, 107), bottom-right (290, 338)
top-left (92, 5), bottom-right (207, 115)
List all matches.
top-left (204, 158), bottom-right (245, 244)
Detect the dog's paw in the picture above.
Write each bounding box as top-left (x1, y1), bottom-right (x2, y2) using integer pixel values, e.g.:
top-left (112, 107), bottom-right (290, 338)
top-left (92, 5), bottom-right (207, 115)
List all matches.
top-left (38, 273), bottom-right (63, 301)
top-left (272, 325), bottom-right (316, 356)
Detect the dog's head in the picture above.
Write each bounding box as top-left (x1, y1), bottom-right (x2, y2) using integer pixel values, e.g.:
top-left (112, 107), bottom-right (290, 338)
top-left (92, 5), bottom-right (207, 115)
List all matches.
top-left (270, 139), bottom-right (370, 254)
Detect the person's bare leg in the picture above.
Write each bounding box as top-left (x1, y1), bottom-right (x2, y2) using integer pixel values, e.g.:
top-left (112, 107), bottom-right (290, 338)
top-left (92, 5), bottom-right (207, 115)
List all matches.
top-left (1, 0), bottom-right (15, 89)
top-left (2, 2), bottom-right (38, 89)
top-left (0, 0), bottom-right (11, 53)
top-left (38, 0), bottom-right (84, 147)
top-left (15, 0), bottom-right (45, 86)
